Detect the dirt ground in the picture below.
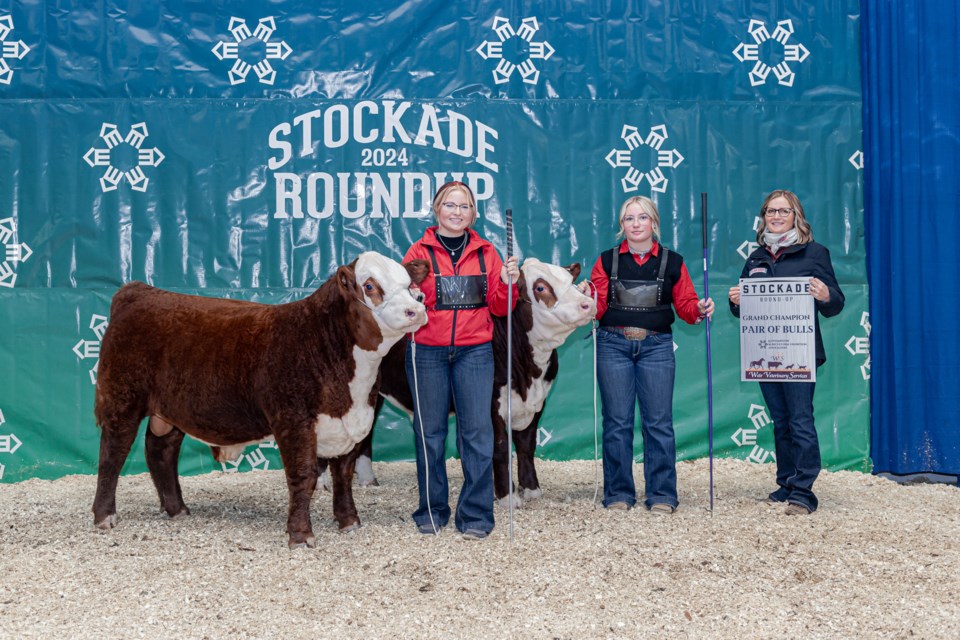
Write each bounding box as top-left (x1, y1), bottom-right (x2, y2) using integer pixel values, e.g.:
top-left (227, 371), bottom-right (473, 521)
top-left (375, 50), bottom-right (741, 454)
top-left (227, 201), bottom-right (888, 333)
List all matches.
top-left (1, 458), bottom-right (957, 639)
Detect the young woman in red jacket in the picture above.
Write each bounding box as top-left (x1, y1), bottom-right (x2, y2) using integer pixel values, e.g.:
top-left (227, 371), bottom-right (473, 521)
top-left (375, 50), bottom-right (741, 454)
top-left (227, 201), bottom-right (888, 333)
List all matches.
top-left (403, 181), bottom-right (519, 540)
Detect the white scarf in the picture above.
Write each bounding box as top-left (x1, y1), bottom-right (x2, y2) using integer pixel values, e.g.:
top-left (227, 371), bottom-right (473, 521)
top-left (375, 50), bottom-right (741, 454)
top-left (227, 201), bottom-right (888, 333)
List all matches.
top-left (763, 227), bottom-right (799, 251)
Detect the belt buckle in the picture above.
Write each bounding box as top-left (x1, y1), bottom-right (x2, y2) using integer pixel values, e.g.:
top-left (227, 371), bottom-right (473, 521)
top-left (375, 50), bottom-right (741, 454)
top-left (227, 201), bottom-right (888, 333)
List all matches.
top-left (623, 327), bottom-right (648, 341)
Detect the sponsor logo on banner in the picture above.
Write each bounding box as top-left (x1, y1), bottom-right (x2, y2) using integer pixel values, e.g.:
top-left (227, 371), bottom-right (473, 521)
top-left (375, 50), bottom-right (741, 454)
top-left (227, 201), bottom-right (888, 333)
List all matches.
top-left (0, 15), bottom-right (31, 85)
top-left (83, 123), bottom-right (165, 192)
top-left (0, 217), bottom-right (32, 288)
top-left (733, 19), bottom-right (810, 87)
top-left (739, 277), bottom-right (816, 382)
top-left (730, 403), bottom-right (775, 464)
top-left (605, 125), bottom-right (684, 194)
top-left (0, 407), bottom-right (23, 480)
top-left (475, 16), bottom-right (555, 85)
top-left (268, 101), bottom-right (499, 219)
top-left (211, 16), bottom-right (292, 86)
top-left (73, 314), bottom-right (109, 385)
top-left (845, 311), bottom-right (870, 380)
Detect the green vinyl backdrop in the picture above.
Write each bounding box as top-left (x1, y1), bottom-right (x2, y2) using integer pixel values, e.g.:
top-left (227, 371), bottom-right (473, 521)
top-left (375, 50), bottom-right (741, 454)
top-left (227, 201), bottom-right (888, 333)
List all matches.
top-left (0, 1), bottom-right (868, 482)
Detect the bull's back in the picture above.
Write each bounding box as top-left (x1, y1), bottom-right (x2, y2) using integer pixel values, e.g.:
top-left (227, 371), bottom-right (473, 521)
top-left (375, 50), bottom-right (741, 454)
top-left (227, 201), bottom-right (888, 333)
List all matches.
top-left (95, 283), bottom-right (274, 438)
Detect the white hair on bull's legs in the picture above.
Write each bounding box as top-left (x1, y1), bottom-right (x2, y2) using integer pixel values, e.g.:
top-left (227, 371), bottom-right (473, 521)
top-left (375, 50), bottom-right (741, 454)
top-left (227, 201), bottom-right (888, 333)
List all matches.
top-left (410, 336), bottom-right (440, 535)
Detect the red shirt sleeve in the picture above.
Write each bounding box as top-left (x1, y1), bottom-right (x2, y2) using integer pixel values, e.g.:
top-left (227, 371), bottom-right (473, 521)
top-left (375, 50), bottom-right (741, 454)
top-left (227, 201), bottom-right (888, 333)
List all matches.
top-left (590, 255), bottom-right (610, 321)
top-left (673, 263), bottom-right (702, 324)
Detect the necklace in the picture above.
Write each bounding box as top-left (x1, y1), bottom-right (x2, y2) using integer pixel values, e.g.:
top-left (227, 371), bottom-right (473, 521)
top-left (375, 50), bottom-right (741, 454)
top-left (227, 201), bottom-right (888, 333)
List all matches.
top-left (438, 233), bottom-right (468, 254)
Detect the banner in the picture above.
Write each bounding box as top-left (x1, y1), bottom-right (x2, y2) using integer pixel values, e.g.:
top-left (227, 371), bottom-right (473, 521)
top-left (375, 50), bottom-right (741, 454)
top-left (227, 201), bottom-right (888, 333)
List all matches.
top-left (0, 1), bottom-right (868, 482)
top-left (739, 277), bottom-right (816, 382)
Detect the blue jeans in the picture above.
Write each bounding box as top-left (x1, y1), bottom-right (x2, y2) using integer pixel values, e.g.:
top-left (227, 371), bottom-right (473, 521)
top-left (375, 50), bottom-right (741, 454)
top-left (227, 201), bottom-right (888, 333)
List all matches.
top-left (759, 381), bottom-right (820, 512)
top-left (405, 342), bottom-right (495, 534)
top-left (596, 328), bottom-right (678, 509)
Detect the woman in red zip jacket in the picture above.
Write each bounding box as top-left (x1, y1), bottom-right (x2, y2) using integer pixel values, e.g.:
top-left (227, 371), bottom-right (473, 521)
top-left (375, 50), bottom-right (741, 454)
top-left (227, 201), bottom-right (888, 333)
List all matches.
top-left (728, 189), bottom-right (844, 516)
top-left (402, 181), bottom-right (519, 540)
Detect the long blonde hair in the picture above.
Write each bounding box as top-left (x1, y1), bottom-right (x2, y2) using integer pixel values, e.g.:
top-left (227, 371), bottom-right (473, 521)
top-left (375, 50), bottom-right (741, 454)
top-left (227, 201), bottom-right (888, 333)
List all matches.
top-left (756, 190), bottom-right (814, 245)
top-left (615, 196), bottom-right (660, 241)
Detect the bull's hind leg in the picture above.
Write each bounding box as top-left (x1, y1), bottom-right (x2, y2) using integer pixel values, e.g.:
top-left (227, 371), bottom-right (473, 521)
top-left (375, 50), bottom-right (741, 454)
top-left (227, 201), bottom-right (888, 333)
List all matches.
top-left (515, 414), bottom-right (544, 501)
top-left (145, 416), bottom-right (190, 519)
top-left (92, 418), bottom-right (142, 529)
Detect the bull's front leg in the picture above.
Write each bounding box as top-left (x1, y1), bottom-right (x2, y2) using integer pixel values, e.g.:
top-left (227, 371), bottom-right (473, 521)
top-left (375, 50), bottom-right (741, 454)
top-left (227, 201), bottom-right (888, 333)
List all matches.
top-left (328, 442), bottom-right (362, 533)
top-left (274, 423), bottom-right (319, 550)
top-left (515, 410), bottom-right (544, 501)
top-left (491, 413), bottom-right (515, 504)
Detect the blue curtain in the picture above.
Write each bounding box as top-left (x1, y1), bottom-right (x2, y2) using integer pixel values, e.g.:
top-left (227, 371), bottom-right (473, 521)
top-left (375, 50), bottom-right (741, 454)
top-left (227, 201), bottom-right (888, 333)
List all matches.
top-left (862, 1), bottom-right (960, 475)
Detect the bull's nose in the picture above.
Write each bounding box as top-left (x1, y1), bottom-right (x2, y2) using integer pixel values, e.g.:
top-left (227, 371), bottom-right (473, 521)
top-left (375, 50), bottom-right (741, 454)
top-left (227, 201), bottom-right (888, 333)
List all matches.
top-left (581, 302), bottom-right (593, 311)
top-left (405, 309), bottom-right (418, 318)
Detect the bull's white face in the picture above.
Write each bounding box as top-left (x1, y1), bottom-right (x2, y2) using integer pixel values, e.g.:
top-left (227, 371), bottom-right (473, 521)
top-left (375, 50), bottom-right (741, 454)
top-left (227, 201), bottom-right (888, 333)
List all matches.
top-left (354, 252), bottom-right (428, 341)
top-left (521, 258), bottom-right (596, 348)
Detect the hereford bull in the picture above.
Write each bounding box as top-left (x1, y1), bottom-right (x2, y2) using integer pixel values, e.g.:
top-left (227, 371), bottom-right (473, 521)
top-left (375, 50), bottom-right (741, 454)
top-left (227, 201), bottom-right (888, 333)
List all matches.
top-left (92, 252), bottom-right (428, 549)
top-left (325, 258), bottom-right (595, 507)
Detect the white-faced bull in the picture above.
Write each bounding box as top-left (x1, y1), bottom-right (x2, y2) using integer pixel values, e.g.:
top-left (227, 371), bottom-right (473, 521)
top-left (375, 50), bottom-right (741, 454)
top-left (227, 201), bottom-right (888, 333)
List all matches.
top-left (92, 252), bottom-right (428, 549)
top-left (325, 258), bottom-right (595, 506)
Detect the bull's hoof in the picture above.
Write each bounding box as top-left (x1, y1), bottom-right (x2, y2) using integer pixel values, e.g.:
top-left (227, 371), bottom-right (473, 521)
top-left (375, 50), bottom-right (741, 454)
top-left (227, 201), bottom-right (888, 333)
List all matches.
top-left (496, 493), bottom-right (525, 510)
top-left (521, 487), bottom-right (544, 501)
top-left (169, 507), bottom-right (190, 519)
top-left (357, 477), bottom-right (379, 488)
top-left (288, 535), bottom-right (317, 550)
top-left (94, 514), bottom-right (117, 530)
top-left (340, 518), bottom-right (360, 533)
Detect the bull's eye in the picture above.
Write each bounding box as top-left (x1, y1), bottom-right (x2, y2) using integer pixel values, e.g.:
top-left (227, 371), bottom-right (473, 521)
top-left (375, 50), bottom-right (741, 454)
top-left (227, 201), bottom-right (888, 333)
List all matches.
top-left (364, 284), bottom-right (374, 292)
top-left (535, 285), bottom-right (545, 293)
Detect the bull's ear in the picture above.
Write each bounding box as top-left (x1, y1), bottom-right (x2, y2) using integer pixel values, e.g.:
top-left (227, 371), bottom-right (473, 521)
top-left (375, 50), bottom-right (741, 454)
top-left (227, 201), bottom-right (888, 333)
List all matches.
top-left (337, 265), bottom-right (358, 294)
top-left (564, 263), bottom-right (582, 280)
top-left (515, 270), bottom-right (530, 301)
top-left (404, 259), bottom-right (431, 285)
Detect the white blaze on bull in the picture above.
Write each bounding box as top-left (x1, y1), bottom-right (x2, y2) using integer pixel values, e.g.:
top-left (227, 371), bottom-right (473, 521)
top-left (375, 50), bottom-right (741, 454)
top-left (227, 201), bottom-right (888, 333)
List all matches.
top-left (314, 252), bottom-right (427, 457)
top-left (497, 258), bottom-right (596, 431)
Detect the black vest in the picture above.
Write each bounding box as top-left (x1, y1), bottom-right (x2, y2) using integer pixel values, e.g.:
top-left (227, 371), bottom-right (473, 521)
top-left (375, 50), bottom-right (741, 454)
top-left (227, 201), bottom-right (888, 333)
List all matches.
top-left (600, 246), bottom-right (682, 332)
top-left (426, 245), bottom-right (488, 311)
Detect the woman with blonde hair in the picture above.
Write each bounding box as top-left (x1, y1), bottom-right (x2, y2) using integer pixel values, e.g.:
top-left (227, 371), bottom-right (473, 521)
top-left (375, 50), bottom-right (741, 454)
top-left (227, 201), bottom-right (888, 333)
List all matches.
top-left (402, 181), bottom-right (519, 539)
top-left (585, 196), bottom-right (714, 514)
top-left (728, 189), bottom-right (844, 515)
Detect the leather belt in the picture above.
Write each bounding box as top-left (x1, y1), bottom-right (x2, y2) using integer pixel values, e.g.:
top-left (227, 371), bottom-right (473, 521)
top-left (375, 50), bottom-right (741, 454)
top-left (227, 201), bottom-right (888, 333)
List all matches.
top-left (604, 326), bottom-right (661, 341)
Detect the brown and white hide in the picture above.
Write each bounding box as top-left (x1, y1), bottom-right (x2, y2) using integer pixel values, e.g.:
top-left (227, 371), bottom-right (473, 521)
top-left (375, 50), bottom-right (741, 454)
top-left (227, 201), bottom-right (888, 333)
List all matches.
top-left (92, 252), bottom-right (428, 549)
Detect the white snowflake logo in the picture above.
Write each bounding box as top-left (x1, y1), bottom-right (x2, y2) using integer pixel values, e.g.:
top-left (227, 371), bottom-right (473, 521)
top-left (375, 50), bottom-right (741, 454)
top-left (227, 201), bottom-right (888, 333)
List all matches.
top-left (475, 17), bottom-right (555, 85)
top-left (0, 217), bottom-right (32, 288)
top-left (73, 314), bottom-right (109, 385)
top-left (0, 15), bottom-right (31, 85)
top-left (845, 311), bottom-right (870, 381)
top-left (0, 407), bottom-right (24, 480)
top-left (732, 19), bottom-right (810, 87)
top-left (605, 124), bottom-right (685, 193)
top-left (730, 404), bottom-right (776, 464)
top-left (83, 123), bottom-right (165, 192)
top-left (211, 17), bottom-right (292, 86)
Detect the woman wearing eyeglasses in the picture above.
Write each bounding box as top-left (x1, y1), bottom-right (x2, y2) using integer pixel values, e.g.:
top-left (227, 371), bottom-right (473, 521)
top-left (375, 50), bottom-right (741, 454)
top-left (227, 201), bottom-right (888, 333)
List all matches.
top-left (584, 196), bottom-right (714, 514)
top-left (728, 189), bottom-right (845, 515)
top-left (402, 180), bottom-right (519, 540)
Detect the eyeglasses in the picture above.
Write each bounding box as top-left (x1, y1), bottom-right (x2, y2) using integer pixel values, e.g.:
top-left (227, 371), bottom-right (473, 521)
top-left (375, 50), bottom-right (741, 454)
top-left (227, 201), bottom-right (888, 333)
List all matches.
top-left (622, 214), bottom-right (652, 225)
top-left (764, 207), bottom-right (795, 218)
top-left (441, 202), bottom-right (473, 212)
